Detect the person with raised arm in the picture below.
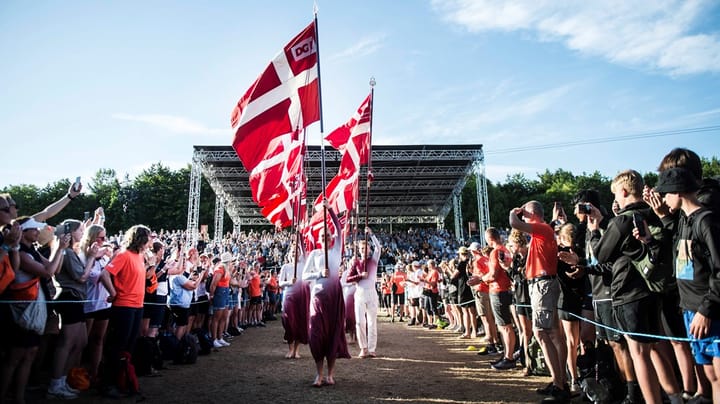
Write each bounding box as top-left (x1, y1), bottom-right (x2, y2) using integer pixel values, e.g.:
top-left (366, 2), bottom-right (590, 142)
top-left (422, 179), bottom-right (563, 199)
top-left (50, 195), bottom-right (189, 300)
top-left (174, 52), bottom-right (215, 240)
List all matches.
top-left (346, 227), bottom-right (382, 358)
top-left (302, 203), bottom-right (350, 387)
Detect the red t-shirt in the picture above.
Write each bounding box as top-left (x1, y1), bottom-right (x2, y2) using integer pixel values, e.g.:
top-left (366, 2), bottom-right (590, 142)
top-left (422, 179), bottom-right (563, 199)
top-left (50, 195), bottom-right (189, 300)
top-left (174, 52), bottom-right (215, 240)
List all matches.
top-left (215, 266), bottom-right (230, 288)
top-left (391, 271), bottom-right (406, 294)
top-left (425, 269), bottom-right (440, 293)
top-left (249, 275), bottom-right (262, 298)
top-left (105, 250), bottom-right (145, 308)
top-left (525, 222), bottom-right (558, 279)
top-left (471, 255), bottom-right (489, 293)
top-left (487, 246), bottom-right (512, 294)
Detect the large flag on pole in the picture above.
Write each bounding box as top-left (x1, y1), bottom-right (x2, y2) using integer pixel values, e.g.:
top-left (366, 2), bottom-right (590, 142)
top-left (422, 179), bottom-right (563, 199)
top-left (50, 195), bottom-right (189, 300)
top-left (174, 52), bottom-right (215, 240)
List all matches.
top-left (230, 22), bottom-right (318, 227)
top-left (304, 93), bottom-right (373, 247)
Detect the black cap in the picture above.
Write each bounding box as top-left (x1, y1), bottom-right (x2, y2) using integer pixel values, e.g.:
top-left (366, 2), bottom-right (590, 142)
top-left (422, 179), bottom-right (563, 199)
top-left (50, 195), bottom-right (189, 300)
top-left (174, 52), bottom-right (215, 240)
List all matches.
top-left (655, 167), bottom-right (701, 194)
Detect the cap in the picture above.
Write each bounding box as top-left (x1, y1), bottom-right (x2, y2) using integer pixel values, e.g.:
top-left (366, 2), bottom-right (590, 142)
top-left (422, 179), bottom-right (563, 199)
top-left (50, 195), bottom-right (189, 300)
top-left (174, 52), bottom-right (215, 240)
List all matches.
top-left (469, 242), bottom-right (481, 252)
top-left (220, 252), bottom-right (234, 263)
top-left (654, 167), bottom-right (701, 194)
top-left (457, 246), bottom-right (469, 255)
top-left (411, 260), bottom-right (421, 267)
top-left (21, 218), bottom-right (47, 231)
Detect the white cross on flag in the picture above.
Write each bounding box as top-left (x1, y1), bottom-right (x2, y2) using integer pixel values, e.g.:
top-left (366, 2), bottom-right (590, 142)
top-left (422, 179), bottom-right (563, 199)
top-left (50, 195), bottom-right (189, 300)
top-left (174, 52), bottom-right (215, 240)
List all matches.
top-left (230, 21), bottom-right (318, 227)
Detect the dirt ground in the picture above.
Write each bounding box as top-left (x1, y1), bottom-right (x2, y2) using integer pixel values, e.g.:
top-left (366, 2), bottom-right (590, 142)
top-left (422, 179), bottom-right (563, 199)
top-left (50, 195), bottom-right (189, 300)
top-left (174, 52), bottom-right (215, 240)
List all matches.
top-left (29, 313), bottom-right (564, 404)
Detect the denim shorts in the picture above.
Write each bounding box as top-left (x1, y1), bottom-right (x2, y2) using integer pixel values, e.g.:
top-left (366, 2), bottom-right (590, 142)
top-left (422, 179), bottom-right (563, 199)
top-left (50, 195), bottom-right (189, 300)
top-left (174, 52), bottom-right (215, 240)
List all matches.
top-left (212, 286), bottom-right (229, 310)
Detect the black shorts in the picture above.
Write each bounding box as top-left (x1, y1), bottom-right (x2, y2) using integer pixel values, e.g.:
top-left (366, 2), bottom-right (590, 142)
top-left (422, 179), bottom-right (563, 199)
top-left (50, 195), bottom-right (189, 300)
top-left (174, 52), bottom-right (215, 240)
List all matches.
top-left (86, 307), bottom-right (111, 321)
top-left (143, 294), bottom-right (166, 328)
top-left (250, 296), bottom-right (262, 305)
top-left (409, 297), bottom-right (420, 307)
top-left (192, 295), bottom-right (209, 316)
top-left (614, 295), bottom-right (661, 344)
top-left (515, 304), bottom-right (532, 318)
top-left (593, 300), bottom-right (622, 342)
top-left (170, 305), bottom-right (190, 326)
top-left (54, 291), bottom-right (86, 325)
top-left (393, 293), bottom-right (405, 306)
top-left (659, 290), bottom-right (686, 338)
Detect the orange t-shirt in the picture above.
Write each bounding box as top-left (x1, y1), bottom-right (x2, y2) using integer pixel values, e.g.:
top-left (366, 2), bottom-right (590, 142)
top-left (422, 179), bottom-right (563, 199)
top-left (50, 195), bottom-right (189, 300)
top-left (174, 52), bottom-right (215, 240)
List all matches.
top-left (105, 250), bottom-right (145, 308)
top-left (215, 267), bottom-right (230, 288)
top-left (267, 276), bottom-right (279, 293)
top-left (425, 269), bottom-right (440, 293)
top-left (525, 222), bottom-right (558, 279)
top-left (391, 271), bottom-right (406, 294)
top-left (471, 255), bottom-right (489, 293)
top-left (487, 246), bottom-right (512, 294)
top-left (249, 275), bottom-right (262, 298)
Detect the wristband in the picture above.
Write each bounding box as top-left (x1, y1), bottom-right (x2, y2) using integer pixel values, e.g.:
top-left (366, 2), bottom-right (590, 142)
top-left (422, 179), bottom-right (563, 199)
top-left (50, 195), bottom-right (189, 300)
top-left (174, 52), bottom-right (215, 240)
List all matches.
top-left (67, 193), bottom-right (77, 200)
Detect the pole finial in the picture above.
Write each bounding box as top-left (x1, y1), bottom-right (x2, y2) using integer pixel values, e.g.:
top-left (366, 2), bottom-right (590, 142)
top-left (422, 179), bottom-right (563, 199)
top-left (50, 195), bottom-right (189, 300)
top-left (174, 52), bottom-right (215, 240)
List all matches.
top-left (369, 76), bottom-right (376, 88)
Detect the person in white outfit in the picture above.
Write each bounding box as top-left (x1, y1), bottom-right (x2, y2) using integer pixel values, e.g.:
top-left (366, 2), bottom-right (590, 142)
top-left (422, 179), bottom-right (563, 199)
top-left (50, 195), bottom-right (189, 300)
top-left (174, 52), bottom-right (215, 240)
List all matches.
top-left (345, 227), bottom-right (381, 358)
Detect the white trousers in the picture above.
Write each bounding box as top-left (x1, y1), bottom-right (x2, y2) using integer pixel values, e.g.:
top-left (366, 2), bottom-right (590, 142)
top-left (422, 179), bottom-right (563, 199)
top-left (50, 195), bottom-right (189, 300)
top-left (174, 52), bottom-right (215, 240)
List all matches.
top-left (354, 287), bottom-right (378, 352)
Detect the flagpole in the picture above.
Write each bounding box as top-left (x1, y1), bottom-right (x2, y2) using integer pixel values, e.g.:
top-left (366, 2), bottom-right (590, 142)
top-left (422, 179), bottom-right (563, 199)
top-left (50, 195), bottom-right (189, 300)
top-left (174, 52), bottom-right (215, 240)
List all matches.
top-left (312, 12), bottom-right (330, 275)
top-left (363, 77), bottom-right (376, 273)
top-left (293, 128), bottom-right (308, 280)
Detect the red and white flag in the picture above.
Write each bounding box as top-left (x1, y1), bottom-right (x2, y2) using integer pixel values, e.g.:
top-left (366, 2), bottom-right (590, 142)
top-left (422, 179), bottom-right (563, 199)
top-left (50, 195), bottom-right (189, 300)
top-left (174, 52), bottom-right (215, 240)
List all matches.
top-left (325, 93), bottom-right (372, 174)
top-left (230, 22), bottom-right (318, 227)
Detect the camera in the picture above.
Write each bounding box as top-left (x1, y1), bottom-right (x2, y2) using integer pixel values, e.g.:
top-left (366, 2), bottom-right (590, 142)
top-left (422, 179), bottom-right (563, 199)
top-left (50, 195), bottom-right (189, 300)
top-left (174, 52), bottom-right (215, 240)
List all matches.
top-left (578, 203), bottom-right (592, 214)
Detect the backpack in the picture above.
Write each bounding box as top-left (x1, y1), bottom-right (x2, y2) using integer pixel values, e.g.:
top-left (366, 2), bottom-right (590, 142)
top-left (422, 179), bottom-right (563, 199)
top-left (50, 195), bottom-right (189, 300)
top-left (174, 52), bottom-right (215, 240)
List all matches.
top-left (620, 210), bottom-right (673, 293)
top-left (158, 332), bottom-right (180, 361)
top-left (133, 336), bottom-right (163, 376)
top-left (526, 336), bottom-right (550, 376)
top-left (174, 333), bottom-right (199, 365)
top-left (117, 351), bottom-right (139, 395)
top-left (191, 327), bottom-right (213, 355)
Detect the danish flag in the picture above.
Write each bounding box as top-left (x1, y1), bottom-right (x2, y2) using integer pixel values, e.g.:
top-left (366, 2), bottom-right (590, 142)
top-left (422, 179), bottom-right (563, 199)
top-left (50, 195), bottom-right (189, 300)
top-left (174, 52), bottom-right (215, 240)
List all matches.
top-left (230, 22), bottom-right (318, 227)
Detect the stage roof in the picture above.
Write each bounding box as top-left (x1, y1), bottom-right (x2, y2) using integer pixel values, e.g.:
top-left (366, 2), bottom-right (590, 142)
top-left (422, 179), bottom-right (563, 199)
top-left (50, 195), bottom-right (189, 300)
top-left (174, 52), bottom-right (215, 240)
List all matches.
top-left (192, 144), bottom-right (484, 225)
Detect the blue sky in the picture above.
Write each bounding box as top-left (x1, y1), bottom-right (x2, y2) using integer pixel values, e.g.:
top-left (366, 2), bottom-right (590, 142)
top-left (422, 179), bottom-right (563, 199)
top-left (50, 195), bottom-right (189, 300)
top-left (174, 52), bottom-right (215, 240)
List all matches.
top-left (1, 0), bottom-right (719, 189)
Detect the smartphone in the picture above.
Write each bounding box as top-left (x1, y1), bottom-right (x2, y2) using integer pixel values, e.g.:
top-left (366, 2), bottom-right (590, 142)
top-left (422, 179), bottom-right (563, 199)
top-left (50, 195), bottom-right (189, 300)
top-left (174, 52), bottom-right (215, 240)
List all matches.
top-left (73, 176), bottom-right (81, 192)
top-left (84, 211), bottom-right (90, 221)
top-left (578, 203), bottom-right (592, 214)
top-left (64, 223), bottom-right (71, 235)
top-left (632, 212), bottom-right (646, 238)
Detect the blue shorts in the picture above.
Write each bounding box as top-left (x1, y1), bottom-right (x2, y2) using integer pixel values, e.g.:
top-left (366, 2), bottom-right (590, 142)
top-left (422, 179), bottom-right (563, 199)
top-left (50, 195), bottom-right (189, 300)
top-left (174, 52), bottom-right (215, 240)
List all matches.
top-left (683, 310), bottom-right (720, 365)
top-left (228, 289), bottom-right (239, 309)
top-left (212, 287), bottom-right (229, 310)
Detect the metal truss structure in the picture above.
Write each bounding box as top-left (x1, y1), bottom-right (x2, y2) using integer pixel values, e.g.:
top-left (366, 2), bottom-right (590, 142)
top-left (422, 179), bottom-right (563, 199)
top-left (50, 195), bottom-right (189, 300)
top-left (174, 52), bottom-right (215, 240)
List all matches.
top-left (187, 144), bottom-right (489, 243)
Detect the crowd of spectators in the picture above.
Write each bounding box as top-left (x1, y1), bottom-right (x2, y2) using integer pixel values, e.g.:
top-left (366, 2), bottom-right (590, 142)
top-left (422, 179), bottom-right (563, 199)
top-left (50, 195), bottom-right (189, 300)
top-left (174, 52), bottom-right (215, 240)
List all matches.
top-left (1, 146), bottom-right (719, 404)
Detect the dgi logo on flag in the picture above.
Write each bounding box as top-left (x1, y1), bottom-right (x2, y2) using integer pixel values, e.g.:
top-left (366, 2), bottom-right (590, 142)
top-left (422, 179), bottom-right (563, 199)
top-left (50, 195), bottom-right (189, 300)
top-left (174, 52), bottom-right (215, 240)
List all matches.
top-left (291, 37), bottom-right (316, 61)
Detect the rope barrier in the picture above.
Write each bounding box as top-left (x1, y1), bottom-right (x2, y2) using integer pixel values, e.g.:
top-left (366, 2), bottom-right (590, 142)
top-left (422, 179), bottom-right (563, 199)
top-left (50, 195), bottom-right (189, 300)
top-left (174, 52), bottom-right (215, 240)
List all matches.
top-left (514, 303), bottom-right (718, 344)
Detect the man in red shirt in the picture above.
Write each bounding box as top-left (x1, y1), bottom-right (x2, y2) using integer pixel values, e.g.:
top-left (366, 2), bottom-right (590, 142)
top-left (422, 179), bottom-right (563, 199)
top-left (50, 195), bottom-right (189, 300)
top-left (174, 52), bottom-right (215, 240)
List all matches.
top-left (482, 228), bottom-right (515, 370)
top-left (247, 266), bottom-right (265, 327)
top-left (510, 201), bottom-right (567, 400)
top-left (468, 242), bottom-right (499, 355)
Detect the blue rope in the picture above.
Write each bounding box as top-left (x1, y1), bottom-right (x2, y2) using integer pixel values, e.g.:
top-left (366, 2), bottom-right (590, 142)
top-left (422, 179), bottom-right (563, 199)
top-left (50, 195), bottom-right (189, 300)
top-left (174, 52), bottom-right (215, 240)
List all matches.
top-left (515, 303), bottom-right (719, 344)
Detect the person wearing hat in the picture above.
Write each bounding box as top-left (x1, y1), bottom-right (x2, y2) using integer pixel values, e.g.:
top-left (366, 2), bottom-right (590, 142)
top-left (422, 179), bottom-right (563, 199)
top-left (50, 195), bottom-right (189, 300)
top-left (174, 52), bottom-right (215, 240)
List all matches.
top-left (450, 247), bottom-right (478, 339)
top-left (209, 252), bottom-right (234, 348)
top-left (0, 216), bottom-right (70, 403)
top-left (655, 167), bottom-right (720, 404)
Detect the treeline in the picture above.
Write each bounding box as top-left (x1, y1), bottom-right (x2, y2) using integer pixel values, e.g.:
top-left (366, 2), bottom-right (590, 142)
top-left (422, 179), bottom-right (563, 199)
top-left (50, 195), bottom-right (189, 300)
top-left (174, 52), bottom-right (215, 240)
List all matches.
top-left (3, 158), bottom-right (719, 237)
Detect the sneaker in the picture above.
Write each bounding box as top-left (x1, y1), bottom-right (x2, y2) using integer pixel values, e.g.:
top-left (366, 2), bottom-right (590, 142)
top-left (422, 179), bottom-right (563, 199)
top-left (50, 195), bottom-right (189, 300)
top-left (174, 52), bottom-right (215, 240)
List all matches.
top-left (236, 326), bottom-right (245, 333)
top-left (490, 356), bottom-right (505, 366)
top-left (64, 382), bottom-right (81, 394)
top-left (536, 382), bottom-right (554, 395)
top-left (569, 381), bottom-right (581, 396)
top-left (47, 385), bottom-right (78, 400)
top-left (422, 323), bottom-right (429, 328)
top-left (476, 346), bottom-right (489, 356)
top-left (548, 384), bottom-right (570, 401)
top-left (687, 395), bottom-right (713, 404)
top-left (427, 324), bottom-right (437, 330)
top-left (213, 340), bottom-right (224, 348)
top-left (486, 344), bottom-right (499, 355)
top-left (219, 339), bottom-right (231, 346)
top-left (491, 358), bottom-right (516, 370)
top-left (257, 322), bottom-right (266, 327)
top-left (407, 319), bottom-right (416, 326)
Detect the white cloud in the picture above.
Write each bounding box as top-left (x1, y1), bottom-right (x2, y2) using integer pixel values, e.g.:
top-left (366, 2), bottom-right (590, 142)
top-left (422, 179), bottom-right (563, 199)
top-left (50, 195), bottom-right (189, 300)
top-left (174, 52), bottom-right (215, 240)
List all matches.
top-left (432, 0), bottom-right (720, 75)
top-left (328, 34), bottom-right (386, 62)
top-left (112, 113), bottom-right (229, 136)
